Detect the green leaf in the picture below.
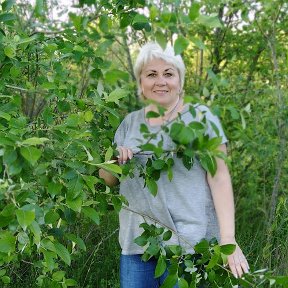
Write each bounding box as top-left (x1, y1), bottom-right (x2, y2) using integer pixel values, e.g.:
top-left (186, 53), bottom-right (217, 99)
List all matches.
top-left (146, 178), bottom-right (158, 196)
top-left (95, 161), bottom-right (122, 175)
top-left (82, 175), bottom-right (98, 194)
top-left (112, 196), bottom-right (123, 212)
top-left (197, 14), bottom-right (222, 28)
top-left (163, 230), bottom-right (172, 241)
top-left (174, 36), bottom-right (189, 55)
top-left (66, 195), bottom-right (82, 213)
top-left (65, 233), bottom-right (86, 251)
top-left (189, 2), bottom-right (200, 21)
top-left (20, 146), bottom-right (42, 165)
top-left (176, 126), bottom-right (195, 145)
top-left (82, 207), bottom-right (100, 225)
top-left (220, 244), bottom-right (236, 255)
top-left (52, 271), bottom-right (65, 282)
top-left (2, 0), bottom-right (16, 12)
top-left (199, 152), bottom-right (217, 176)
top-left (41, 238), bottom-right (56, 252)
top-left (155, 255), bottom-right (167, 278)
top-left (30, 220), bottom-right (41, 245)
top-left (0, 12), bottom-right (16, 23)
top-left (189, 121), bottom-right (205, 130)
top-left (134, 235), bottom-right (148, 247)
top-left (35, 0), bottom-right (44, 17)
top-left (178, 278), bottom-right (189, 288)
top-left (43, 250), bottom-right (57, 272)
top-left (44, 211), bottom-right (60, 224)
top-left (65, 279), bottom-right (77, 286)
top-left (206, 253), bottom-right (220, 269)
top-left (146, 242), bottom-right (160, 255)
top-left (161, 274), bottom-right (178, 288)
top-left (1, 275), bottom-right (10, 284)
top-left (191, 37), bottom-right (206, 50)
top-left (0, 111), bottom-right (11, 121)
top-left (168, 245), bottom-right (182, 256)
top-left (17, 231), bottom-right (29, 245)
top-left (194, 239), bottom-right (209, 253)
top-left (99, 15), bottom-right (109, 33)
top-left (132, 13), bottom-right (149, 30)
top-left (69, 13), bottom-right (82, 32)
top-left (84, 110), bottom-right (94, 122)
top-left (10, 66), bottom-right (20, 77)
top-left (152, 159), bottom-right (165, 170)
top-left (4, 45), bottom-right (15, 58)
top-left (105, 146), bottom-right (114, 162)
top-left (104, 69), bottom-right (129, 85)
top-left (21, 137), bottom-right (49, 146)
top-left (106, 88), bottom-right (127, 105)
top-left (146, 111), bottom-right (161, 118)
top-left (155, 31), bottom-right (167, 50)
top-left (203, 86), bottom-right (210, 97)
top-left (167, 167), bottom-right (173, 181)
top-left (47, 182), bottom-right (62, 197)
top-left (3, 147), bottom-right (17, 165)
top-left (54, 242), bottom-right (71, 265)
top-left (67, 175), bottom-right (83, 200)
top-left (208, 270), bottom-right (216, 282)
top-left (0, 232), bottom-right (15, 253)
top-left (16, 209), bottom-right (35, 230)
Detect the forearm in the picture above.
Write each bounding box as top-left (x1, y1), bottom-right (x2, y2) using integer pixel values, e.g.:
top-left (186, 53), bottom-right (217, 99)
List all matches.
top-left (99, 168), bottom-right (119, 187)
top-left (208, 172), bottom-right (235, 242)
top-left (207, 145), bottom-right (236, 243)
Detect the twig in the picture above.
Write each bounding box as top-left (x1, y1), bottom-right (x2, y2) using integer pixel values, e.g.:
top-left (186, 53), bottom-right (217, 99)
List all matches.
top-left (123, 206), bottom-right (194, 250)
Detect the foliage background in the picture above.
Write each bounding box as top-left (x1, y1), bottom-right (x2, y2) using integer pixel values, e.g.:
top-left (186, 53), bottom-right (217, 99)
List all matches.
top-left (0, 0), bottom-right (287, 287)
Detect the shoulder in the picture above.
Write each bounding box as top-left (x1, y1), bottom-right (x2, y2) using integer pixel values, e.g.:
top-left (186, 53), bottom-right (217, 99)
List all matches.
top-left (120, 108), bottom-right (144, 125)
top-left (194, 104), bottom-right (218, 121)
top-left (194, 104), bottom-right (211, 114)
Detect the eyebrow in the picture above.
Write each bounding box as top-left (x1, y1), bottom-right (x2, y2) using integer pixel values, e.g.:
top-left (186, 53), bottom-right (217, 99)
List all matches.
top-left (144, 68), bottom-right (175, 73)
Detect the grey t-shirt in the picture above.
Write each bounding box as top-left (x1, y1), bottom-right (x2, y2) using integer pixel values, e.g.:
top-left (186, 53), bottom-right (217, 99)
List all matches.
top-left (114, 104), bottom-right (228, 255)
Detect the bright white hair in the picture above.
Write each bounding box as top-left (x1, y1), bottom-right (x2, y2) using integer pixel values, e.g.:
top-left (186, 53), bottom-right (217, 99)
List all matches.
top-left (133, 42), bottom-right (186, 98)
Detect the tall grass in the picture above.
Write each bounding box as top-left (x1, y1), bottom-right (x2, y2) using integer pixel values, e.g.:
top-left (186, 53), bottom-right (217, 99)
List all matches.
top-left (10, 212), bottom-right (120, 288)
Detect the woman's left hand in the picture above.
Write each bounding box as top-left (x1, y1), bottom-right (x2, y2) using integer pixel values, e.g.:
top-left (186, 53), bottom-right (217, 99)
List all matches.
top-left (222, 240), bottom-right (249, 278)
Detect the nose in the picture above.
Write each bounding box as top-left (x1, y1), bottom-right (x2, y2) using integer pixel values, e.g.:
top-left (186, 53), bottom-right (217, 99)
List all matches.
top-left (155, 75), bottom-right (167, 86)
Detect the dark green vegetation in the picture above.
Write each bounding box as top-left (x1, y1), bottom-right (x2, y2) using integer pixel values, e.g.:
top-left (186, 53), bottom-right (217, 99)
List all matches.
top-left (0, 0), bottom-right (287, 287)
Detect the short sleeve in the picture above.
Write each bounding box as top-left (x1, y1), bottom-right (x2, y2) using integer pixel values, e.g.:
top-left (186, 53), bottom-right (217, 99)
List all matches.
top-left (196, 105), bottom-right (228, 144)
top-left (113, 114), bottom-right (129, 147)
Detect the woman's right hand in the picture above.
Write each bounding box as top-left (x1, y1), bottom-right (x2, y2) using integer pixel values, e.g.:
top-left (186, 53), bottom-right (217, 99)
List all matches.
top-left (116, 146), bottom-right (133, 164)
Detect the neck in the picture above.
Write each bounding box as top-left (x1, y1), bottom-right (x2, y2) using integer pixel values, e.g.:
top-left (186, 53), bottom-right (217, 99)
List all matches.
top-left (164, 96), bottom-right (181, 116)
top-left (149, 96), bottom-right (181, 114)
top-left (146, 97), bottom-right (183, 125)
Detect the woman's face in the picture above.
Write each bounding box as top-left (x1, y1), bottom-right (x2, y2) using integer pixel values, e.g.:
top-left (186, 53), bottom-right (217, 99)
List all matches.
top-left (140, 58), bottom-right (181, 107)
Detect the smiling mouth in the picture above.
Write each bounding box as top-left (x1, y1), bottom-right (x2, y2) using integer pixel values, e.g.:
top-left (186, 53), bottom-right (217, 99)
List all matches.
top-left (154, 90), bottom-right (168, 93)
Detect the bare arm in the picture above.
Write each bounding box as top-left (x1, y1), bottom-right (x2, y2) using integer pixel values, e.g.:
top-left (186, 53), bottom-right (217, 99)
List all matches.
top-left (207, 144), bottom-right (249, 278)
top-left (99, 168), bottom-right (119, 187)
top-left (98, 146), bottom-right (133, 187)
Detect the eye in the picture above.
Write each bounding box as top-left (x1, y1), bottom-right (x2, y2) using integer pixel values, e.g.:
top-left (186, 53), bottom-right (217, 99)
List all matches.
top-left (164, 73), bottom-right (173, 77)
top-left (147, 73), bottom-right (156, 77)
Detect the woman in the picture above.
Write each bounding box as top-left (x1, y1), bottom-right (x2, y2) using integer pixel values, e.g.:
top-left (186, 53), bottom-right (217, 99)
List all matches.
top-left (99, 42), bottom-right (249, 287)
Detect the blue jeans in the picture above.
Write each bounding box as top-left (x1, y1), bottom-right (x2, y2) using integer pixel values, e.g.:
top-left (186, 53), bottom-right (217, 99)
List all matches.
top-left (120, 254), bottom-right (179, 288)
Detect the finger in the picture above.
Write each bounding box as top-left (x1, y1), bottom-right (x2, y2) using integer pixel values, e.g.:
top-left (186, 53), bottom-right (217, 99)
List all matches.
top-left (127, 149), bottom-right (133, 160)
top-left (118, 147), bottom-right (130, 164)
top-left (240, 258), bottom-right (249, 274)
top-left (235, 262), bottom-right (244, 278)
top-left (117, 147), bottom-right (124, 164)
top-left (122, 148), bottom-right (129, 163)
top-left (229, 262), bottom-right (238, 278)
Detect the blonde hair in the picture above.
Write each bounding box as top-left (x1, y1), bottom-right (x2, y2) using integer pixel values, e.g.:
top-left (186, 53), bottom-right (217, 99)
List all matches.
top-left (133, 42), bottom-right (186, 98)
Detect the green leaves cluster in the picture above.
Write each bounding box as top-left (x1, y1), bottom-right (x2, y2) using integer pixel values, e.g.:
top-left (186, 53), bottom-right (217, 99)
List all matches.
top-left (134, 223), bottom-right (287, 288)
top-left (130, 106), bottom-right (226, 196)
